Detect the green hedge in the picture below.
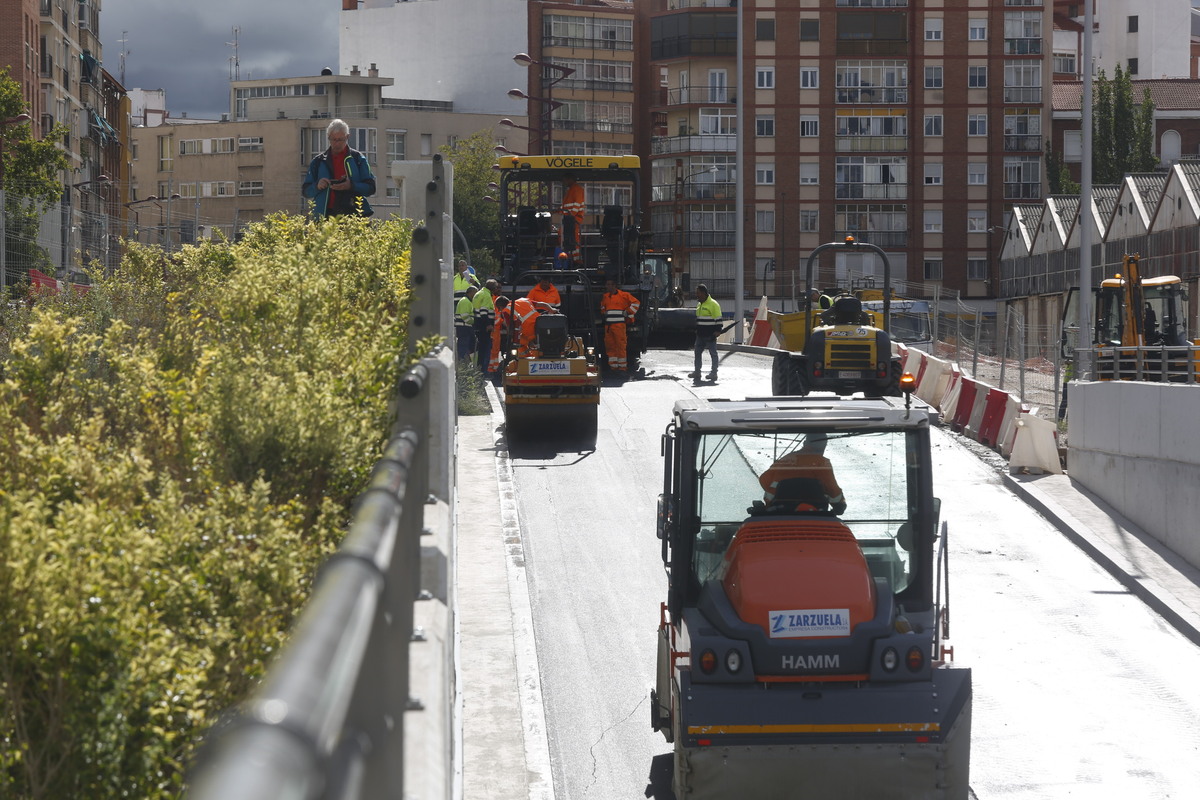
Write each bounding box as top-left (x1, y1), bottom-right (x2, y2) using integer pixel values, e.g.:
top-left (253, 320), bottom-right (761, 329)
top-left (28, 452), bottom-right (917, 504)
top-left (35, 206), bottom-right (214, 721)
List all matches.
top-left (0, 214), bottom-right (430, 798)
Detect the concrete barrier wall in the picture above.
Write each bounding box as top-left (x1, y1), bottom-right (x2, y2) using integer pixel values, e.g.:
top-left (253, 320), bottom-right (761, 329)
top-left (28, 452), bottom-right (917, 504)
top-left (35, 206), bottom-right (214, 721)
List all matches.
top-left (1068, 382), bottom-right (1200, 569)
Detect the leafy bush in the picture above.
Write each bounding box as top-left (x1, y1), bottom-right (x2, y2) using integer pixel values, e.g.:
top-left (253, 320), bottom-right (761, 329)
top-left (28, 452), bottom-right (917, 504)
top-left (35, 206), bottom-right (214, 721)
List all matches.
top-left (0, 214), bottom-right (429, 798)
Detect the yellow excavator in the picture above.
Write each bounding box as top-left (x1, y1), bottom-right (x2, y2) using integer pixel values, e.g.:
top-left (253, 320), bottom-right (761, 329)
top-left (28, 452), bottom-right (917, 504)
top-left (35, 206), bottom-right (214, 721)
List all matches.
top-left (1062, 253), bottom-right (1199, 381)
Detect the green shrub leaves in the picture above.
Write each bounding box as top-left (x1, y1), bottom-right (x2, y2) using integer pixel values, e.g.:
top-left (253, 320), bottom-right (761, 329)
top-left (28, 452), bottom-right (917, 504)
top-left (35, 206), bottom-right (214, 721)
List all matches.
top-left (0, 214), bottom-right (425, 797)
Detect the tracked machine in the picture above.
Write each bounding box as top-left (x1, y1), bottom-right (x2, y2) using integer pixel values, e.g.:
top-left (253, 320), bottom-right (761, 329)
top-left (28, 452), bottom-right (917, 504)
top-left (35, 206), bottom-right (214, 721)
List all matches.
top-left (651, 388), bottom-right (972, 799)
top-left (494, 154), bottom-right (663, 372)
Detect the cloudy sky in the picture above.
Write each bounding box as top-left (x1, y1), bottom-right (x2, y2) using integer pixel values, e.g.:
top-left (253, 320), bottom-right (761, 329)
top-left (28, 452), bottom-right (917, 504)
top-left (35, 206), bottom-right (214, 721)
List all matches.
top-left (102, 0), bottom-right (340, 119)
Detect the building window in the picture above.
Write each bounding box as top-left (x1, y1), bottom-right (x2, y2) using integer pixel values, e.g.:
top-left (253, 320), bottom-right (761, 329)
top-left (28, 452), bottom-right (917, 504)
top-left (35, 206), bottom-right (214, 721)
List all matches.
top-left (238, 137), bottom-right (263, 152)
top-left (1128, 15), bottom-right (1138, 33)
top-left (215, 138), bottom-right (235, 154)
top-left (756, 162), bottom-right (776, 185)
top-left (968, 65), bottom-right (988, 88)
top-left (1004, 155), bottom-right (1041, 199)
top-left (756, 67), bottom-right (775, 89)
top-left (800, 116), bottom-right (819, 137)
top-left (968, 114), bottom-right (988, 136)
top-left (800, 210), bottom-right (819, 232)
top-left (180, 139), bottom-right (201, 156)
top-left (1063, 130), bottom-right (1082, 163)
top-left (800, 67), bottom-right (819, 88)
top-left (924, 163), bottom-right (943, 185)
top-left (1128, 58), bottom-right (1139, 76)
top-left (1004, 60), bottom-right (1042, 103)
top-left (836, 155), bottom-right (908, 200)
top-left (968, 258), bottom-right (988, 281)
top-left (925, 18), bottom-right (943, 41)
top-left (924, 114), bottom-right (943, 137)
top-left (756, 115), bottom-right (775, 137)
top-left (799, 19), bottom-right (820, 41)
top-left (924, 66), bottom-right (943, 89)
top-left (756, 18), bottom-right (776, 41)
top-left (420, 133), bottom-right (432, 157)
top-left (836, 60), bottom-right (908, 104)
top-left (756, 209), bottom-right (775, 233)
top-left (968, 163), bottom-right (987, 184)
top-left (923, 259), bottom-right (944, 280)
top-left (1004, 11), bottom-right (1043, 55)
top-left (1054, 52), bottom-right (1077, 75)
top-left (799, 162), bottom-right (819, 184)
top-left (238, 180), bottom-right (264, 197)
top-left (967, 209), bottom-right (987, 232)
top-left (158, 135), bottom-right (173, 171)
top-left (969, 18), bottom-right (987, 41)
top-left (924, 209), bottom-right (943, 233)
top-left (387, 130), bottom-right (406, 161)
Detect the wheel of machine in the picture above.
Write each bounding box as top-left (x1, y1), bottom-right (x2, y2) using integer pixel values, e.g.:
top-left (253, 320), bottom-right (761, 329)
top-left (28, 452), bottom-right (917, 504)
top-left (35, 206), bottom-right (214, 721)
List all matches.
top-left (783, 358), bottom-right (809, 396)
top-left (771, 354), bottom-right (789, 395)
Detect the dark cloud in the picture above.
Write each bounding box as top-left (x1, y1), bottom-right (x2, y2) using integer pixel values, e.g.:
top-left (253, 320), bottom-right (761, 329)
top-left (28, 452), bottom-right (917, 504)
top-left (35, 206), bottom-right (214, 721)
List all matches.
top-left (102, 1), bottom-right (338, 119)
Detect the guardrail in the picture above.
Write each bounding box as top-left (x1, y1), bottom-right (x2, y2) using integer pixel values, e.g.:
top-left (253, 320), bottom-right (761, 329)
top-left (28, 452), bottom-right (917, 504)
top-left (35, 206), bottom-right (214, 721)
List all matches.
top-left (186, 156), bottom-right (458, 800)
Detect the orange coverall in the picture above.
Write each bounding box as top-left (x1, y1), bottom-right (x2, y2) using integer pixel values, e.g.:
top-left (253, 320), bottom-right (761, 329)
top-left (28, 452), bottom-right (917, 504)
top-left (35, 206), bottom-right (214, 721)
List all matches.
top-left (599, 288), bottom-right (640, 371)
top-left (526, 283), bottom-right (562, 314)
top-left (489, 304), bottom-right (514, 373)
top-left (758, 451), bottom-right (846, 514)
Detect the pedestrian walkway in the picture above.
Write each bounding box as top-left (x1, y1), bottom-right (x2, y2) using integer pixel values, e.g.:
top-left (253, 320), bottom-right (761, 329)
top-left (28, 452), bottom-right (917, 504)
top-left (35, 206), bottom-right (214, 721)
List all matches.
top-left (1006, 472), bottom-right (1200, 647)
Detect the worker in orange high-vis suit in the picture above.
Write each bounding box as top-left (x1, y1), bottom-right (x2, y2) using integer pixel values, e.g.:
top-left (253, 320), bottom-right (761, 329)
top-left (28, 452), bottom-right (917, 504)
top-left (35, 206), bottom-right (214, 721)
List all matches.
top-left (758, 432), bottom-right (847, 515)
top-left (560, 173), bottom-right (585, 264)
top-left (599, 278), bottom-right (640, 373)
top-left (526, 275), bottom-right (562, 314)
top-left (511, 295), bottom-right (541, 357)
top-left (488, 296), bottom-right (513, 381)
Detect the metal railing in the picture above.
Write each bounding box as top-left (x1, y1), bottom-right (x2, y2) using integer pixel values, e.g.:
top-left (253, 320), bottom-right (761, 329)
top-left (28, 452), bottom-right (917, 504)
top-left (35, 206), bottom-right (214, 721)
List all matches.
top-left (186, 156), bottom-right (458, 800)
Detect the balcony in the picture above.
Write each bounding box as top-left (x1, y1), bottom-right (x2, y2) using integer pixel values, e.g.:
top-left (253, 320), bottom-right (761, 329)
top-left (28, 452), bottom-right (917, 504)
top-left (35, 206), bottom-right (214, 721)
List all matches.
top-left (835, 135), bottom-right (908, 152)
top-left (651, 182), bottom-right (737, 202)
top-left (835, 184), bottom-right (909, 201)
top-left (653, 87), bottom-right (737, 107)
top-left (836, 40), bottom-right (909, 57)
top-left (1004, 38), bottom-right (1043, 55)
top-left (1004, 183), bottom-right (1042, 200)
top-left (1003, 87), bottom-right (1043, 104)
top-left (651, 134), bottom-right (737, 155)
top-left (1003, 135), bottom-right (1042, 153)
top-left (836, 88), bottom-right (908, 104)
top-left (834, 230), bottom-right (909, 248)
top-left (652, 230), bottom-right (737, 249)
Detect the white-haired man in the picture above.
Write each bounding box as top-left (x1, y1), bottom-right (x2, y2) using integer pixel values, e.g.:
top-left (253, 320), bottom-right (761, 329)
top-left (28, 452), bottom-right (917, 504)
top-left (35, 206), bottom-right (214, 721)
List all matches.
top-left (302, 118), bottom-right (376, 218)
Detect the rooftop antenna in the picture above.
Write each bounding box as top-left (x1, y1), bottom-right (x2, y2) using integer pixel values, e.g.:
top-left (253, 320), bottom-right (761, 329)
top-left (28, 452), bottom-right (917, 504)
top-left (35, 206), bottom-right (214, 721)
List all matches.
top-left (118, 30), bottom-right (129, 85)
top-left (227, 26), bottom-right (240, 82)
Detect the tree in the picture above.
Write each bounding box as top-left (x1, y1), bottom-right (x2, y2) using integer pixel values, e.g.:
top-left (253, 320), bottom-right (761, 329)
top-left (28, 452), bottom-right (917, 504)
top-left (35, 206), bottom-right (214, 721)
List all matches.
top-left (440, 130), bottom-right (502, 280)
top-left (1046, 142), bottom-right (1080, 195)
top-left (1, 68), bottom-right (70, 296)
top-left (1091, 65), bottom-right (1157, 184)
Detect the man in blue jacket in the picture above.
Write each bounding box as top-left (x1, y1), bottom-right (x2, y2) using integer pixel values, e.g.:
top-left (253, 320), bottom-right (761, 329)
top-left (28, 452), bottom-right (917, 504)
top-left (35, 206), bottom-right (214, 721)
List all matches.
top-left (302, 119), bottom-right (376, 218)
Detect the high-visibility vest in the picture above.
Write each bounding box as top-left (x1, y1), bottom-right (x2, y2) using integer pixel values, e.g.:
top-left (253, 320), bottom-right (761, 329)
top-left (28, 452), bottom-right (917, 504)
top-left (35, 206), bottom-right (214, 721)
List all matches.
top-left (455, 296), bottom-right (475, 328)
top-left (696, 296), bottom-right (723, 336)
top-left (473, 287), bottom-right (495, 328)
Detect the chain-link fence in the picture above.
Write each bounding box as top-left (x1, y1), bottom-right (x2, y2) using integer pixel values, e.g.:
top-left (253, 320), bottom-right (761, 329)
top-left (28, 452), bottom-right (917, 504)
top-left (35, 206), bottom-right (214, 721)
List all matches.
top-left (934, 298), bottom-right (1064, 427)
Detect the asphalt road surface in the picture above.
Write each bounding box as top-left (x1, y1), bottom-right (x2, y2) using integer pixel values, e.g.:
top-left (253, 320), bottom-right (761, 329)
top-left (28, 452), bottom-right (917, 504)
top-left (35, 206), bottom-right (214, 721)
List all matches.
top-left (502, 348), bottom-right (1200, 800)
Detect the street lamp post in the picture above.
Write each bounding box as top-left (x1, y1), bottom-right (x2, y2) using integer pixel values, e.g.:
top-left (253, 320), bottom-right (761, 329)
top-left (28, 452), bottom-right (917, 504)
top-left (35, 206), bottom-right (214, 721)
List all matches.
top-left (162, 192), bottom-right (181, 251)
top-left (674, 162), bottom-right (719, 295)
top-left (510, 52), bottom-right (575, 155)
top-left (1, 113), bottom-right (33, 297)
top-left (125, 197), bottom-right (158, 244)
top-left (72, 175), bottom-right (111, 272)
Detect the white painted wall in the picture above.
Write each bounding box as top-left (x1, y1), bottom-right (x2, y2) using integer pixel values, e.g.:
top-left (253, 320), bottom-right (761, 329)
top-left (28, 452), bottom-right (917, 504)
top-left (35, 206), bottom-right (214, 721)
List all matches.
top-left (339, 0), bottom-right (529, 115)
top-left (1097, 0), bottom-right (1192, 79)
top-left (1069, 381), bottom-right (1200, 568)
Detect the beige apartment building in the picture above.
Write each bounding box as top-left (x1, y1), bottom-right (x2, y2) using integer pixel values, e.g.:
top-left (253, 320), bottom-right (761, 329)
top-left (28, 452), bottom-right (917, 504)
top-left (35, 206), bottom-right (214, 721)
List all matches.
top-left (128, 69), bottom-right (518, 245)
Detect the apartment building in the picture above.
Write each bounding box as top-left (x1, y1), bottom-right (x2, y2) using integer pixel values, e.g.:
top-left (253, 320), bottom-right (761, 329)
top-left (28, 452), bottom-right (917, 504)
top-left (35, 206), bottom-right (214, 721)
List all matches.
top-left (128, 70), bottom-right (503, 244)
top-left (640, 0), bottom-right (1054, 302)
